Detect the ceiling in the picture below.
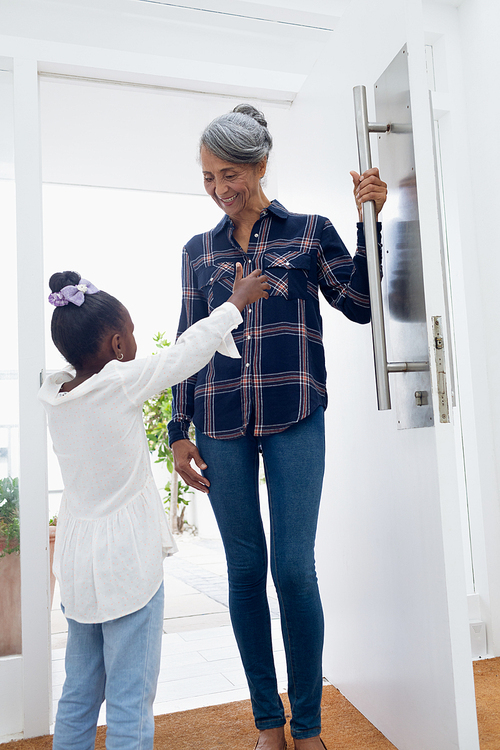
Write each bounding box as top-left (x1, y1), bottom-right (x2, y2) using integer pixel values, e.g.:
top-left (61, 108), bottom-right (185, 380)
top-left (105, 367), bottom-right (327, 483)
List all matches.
top-left (134, 0), bottom-right (350, 30)
top-left (0, 0), bottom-right (463, 102)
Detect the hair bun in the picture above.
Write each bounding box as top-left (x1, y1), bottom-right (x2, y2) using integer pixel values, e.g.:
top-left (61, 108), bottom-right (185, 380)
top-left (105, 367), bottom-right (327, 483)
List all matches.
top-left (49, 271), bottom-right (81, 294)
top-left (233, 104), bottom-right (268, 129)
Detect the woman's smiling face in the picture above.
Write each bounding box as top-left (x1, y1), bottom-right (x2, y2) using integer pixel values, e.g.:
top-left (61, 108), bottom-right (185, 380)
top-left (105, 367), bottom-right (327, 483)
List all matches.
top-left (200, 146), bottom-right (267, 224)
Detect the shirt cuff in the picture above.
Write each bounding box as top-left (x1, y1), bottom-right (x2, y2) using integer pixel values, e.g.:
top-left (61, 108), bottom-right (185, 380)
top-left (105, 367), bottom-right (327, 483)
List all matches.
top-left (168, 419), bottom-right (191, 446)
top-left (356, 222), bottom-right (382, 254)
top-left (214, 302), bottom-right (242, 359)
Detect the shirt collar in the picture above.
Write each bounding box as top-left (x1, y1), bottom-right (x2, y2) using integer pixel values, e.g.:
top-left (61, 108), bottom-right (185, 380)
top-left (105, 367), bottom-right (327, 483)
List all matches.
top-left (263, 200), bottom-right (289, 219)
top-left (212, 199), bottom-right (289, 236)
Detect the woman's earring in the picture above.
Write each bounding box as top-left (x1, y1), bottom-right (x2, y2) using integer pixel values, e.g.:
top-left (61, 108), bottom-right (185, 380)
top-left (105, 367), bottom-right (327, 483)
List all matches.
top-left (117, 352), bottom-right (124, 361)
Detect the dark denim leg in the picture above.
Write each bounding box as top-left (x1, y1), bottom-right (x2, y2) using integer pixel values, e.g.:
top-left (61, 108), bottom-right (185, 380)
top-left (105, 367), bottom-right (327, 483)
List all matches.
top-left (260, 407), bottom-right (325, 739)
top-left (195, 428), bottom-right (286, 730)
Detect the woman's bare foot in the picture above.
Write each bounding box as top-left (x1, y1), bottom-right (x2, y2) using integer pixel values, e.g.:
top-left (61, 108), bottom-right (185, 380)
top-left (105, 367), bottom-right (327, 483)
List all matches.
top-left (293, 737), bottom-right (326, 750)
top-left (255, 726), bottom-right (287, 749)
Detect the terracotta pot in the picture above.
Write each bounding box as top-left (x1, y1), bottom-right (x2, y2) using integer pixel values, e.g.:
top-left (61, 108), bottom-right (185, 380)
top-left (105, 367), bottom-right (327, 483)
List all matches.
top-left (0, 551), bottom-right (22, 656)
top-left (0, 526), bottom-right (57, 657)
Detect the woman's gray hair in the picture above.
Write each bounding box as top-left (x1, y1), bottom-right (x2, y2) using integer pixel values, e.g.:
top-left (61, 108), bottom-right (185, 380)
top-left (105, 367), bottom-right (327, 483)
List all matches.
top-left (200, 104), bottom-right (273, 165)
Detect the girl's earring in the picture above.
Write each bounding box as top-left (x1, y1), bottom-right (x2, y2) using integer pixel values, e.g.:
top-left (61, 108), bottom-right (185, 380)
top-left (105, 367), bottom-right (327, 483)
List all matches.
top-left (117, 352), bottom-right (124, 361)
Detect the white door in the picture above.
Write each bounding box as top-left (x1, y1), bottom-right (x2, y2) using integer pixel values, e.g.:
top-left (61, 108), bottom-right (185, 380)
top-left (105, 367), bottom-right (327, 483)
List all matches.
top-left (278, 1), bottom-right (479, 748)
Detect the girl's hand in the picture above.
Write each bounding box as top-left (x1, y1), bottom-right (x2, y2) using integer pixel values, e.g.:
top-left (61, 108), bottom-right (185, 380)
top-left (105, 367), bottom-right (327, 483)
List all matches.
top-left (350, 167), bottom-right (387, 221)
top-left (228, 263), bottom-right (270, 312)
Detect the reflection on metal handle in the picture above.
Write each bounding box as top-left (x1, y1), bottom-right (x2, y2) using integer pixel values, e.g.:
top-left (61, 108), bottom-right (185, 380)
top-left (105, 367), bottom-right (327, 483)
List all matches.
top-left (387, 361), bottom-right (430, 373)
top-left (353, 85), bottom-right (391, 410)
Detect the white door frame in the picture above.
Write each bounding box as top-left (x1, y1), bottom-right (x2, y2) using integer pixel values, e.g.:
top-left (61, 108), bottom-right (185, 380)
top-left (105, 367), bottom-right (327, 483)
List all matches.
top-left (14, 56), bottom-right (52, 739)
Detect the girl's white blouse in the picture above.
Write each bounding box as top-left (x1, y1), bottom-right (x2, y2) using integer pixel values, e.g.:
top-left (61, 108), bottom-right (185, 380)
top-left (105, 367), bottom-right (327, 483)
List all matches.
top-left (39, 302), bottom-right (242, 623)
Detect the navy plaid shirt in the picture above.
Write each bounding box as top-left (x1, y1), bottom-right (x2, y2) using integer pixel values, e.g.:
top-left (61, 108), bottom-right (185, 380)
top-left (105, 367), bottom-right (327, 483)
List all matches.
top-left (168, 200), bottom-right (381, 442)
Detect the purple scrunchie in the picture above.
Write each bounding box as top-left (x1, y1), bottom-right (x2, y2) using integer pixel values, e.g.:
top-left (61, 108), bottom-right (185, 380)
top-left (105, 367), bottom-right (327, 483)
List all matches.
top-left (48, 279), bottom-right (100, 307)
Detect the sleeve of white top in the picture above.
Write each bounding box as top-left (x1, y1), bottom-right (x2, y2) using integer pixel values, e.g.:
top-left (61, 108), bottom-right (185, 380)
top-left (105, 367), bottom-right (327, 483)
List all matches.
top-left (121, 301), bottom-right (242, 406)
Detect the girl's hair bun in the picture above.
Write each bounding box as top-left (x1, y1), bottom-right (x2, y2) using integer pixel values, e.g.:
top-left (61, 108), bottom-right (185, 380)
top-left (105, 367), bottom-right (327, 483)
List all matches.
top-left (49, 271), bottom-right (81, 293)
top-left (48, 272), bottom-right (126, 370)
top-left (233, 103), bottom-right (268, 129)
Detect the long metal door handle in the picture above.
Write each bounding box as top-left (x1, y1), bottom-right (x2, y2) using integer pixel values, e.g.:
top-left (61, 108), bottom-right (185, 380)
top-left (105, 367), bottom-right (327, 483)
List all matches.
top-left (353, 85), bottom-right (429, 412)
top-left (353, 85), bottom-right (391, 410)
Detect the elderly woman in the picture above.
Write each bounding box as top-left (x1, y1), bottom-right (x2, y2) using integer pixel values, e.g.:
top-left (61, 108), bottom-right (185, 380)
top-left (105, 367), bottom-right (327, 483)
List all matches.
top-left (168, 104), bottom-right (387, 750)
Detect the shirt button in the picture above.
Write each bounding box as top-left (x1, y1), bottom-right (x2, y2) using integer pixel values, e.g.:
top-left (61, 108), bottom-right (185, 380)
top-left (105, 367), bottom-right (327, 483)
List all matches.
top-left (245, 363), bottom-right (250, 368)
top-left (247, 335), bottom-right (251, 340)
top-left (254, 233), bottom-right (259, 238)
top-left (210, 276), bottom-right (214, 282)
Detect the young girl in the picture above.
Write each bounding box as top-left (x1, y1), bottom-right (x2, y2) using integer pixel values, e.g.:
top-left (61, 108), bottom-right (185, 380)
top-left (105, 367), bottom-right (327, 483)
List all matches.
top-left (39, 265), bottom-right (269, 750)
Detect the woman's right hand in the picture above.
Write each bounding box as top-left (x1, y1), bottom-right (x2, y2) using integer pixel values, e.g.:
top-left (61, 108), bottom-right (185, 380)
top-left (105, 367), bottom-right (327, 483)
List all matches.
top-left (172, 439), bottom-right (211, 493)
top-left (228, 262), bottom-right (270, 312)
top-left (350, 167), bottom-right (387, 220)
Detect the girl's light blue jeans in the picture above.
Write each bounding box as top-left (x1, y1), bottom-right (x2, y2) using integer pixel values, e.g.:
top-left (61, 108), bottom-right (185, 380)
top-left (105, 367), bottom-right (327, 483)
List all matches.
top-left (53, 582), bottom-right (164, 750)
top-left (196, 406), bottom-right (325, 739)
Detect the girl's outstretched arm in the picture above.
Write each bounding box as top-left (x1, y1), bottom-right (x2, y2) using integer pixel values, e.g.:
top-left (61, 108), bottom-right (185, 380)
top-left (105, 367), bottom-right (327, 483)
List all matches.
top-left (121, 264), bottom-right (269, 406)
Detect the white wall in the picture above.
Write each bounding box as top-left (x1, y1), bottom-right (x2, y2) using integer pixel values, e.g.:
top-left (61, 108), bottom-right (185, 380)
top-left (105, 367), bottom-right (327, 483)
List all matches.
top-left (454, 0), bottom-right (500, 652)
top-left (40, 76), bottom-right (288, 196)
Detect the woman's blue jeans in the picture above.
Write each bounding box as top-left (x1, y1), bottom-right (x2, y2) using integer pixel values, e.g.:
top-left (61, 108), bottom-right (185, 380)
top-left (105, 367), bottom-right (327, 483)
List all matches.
top-left (53, 583), bottom-right (164, 750)
top-left (196, 407), bottom-right (325, 739)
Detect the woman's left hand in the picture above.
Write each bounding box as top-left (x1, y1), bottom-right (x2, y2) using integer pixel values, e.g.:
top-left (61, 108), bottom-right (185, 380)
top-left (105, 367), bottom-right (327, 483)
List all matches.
top-left (350, 167), bottom-right (387, 221)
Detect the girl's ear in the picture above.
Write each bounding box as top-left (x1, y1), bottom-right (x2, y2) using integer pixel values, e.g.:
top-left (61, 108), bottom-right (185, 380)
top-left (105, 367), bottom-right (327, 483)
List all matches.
top-left (258, 157), bottom-right (267, 179)
top-left (111, 332), bottom-right (122, 359)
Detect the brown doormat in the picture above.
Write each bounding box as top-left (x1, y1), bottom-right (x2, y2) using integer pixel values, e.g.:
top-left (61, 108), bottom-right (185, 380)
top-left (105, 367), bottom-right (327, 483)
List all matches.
top-left (3, 659), bottom-right (499, 749)
top-left (0, 686), bottom-right (396, 750)
top-left (473, 657), bottom-right (500, 749)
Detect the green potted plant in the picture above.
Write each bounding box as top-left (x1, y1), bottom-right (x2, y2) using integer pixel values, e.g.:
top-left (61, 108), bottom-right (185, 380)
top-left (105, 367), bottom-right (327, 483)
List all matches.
top-left (0, 476), bottom-right (19, 557)
top-left (143, 333), bottom-right (193, 534)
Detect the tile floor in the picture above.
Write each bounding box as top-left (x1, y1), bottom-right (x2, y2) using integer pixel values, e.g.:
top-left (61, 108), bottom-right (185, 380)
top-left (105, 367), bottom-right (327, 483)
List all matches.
top-left (51, 534), bottom-right (288, 727)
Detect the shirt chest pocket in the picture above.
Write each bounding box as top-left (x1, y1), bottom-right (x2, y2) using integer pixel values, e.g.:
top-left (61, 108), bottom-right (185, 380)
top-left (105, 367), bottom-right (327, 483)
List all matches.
top-left (263, 252), bottom-right (311, 300)
top-left (198, 263), bottom-right (235, 309)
